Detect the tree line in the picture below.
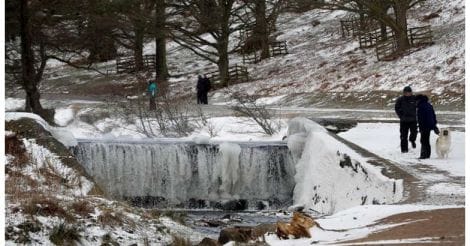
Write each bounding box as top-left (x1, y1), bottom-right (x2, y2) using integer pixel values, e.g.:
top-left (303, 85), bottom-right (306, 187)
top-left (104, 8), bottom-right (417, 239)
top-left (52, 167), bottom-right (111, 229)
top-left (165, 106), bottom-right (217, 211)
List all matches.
top-left (5, 0), bottom-right (425, 120)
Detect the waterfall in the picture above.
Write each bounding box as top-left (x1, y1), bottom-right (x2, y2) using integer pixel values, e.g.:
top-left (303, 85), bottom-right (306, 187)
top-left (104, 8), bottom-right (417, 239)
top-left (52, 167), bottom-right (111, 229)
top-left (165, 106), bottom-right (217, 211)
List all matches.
top-left (73, 140), bottom-right (295, 208)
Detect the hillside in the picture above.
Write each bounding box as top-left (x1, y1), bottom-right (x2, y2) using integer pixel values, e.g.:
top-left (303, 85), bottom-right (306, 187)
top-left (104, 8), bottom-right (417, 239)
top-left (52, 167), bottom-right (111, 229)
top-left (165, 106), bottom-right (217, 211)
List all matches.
top-left (5, 0), bottom-right (465, 111)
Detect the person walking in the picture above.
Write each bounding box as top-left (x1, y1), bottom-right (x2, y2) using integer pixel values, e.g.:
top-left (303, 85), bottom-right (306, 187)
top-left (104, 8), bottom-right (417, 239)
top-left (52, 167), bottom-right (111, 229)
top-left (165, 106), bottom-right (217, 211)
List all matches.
top-left (147, 79), bottom-right (157, 110)
top-left (416, 94), bottom-right (439, 159)
top-left (196, 75), bottom-right (204, 104)
top-left (394, 86), bottom-right (417, 153)
top-left (201, 75), bottom-right (211, 104)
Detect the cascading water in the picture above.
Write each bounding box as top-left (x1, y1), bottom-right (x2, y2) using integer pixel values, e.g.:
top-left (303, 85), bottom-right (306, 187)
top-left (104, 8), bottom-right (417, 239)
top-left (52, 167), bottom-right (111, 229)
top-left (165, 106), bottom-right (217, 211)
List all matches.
top-left (73, 139), bottom-right (295, 208)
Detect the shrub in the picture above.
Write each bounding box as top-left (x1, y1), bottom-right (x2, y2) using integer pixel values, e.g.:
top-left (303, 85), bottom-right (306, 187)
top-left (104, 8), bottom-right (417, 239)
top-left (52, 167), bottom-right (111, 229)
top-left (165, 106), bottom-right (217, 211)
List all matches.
top-left (49, 223), bottom-right (81, 246)
top-left (230, 92), bottom-right (281, 135)
top-left (101, 233), bottom-right (119, 246)
top-left (171, 234), bottom-right (191, 246)
top-left (162, 211), bottom-right (187, 225)
top-left (98, 210), bottom-right (124, 227)
top-left (23, 195), bottom-right (75, 222)
top-left (70, 200), bottom-right (94, 217)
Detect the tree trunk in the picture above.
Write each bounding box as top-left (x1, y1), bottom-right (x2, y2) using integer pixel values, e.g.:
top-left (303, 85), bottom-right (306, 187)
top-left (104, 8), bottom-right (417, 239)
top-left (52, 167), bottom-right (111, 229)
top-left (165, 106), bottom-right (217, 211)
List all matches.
top-left (218, 5), bottom-right (230, 86)
top-left (20, 0), bottom-right (44, 115)
top-left (380, 23), bottom-right (388, 41)
top-left (155, 0), bottom-right (169, 94)
top-left (218, 47), bottom-right (229, 86)
top-left (393, 2), bottom-right (410, 52)
top-left (254, 1), bottom-right (270, 59)
top-left (134, 25), bottom-right (144, 71)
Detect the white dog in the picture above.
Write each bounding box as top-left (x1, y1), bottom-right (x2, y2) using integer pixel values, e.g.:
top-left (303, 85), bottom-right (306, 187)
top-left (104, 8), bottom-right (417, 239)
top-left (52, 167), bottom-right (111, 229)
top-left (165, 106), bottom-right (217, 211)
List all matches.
top-left (436, 128), bottom-right (451, 159)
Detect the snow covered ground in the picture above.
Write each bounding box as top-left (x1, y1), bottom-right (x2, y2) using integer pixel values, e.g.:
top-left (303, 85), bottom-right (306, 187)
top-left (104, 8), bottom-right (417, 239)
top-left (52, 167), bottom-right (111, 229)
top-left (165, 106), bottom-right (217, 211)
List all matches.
top-left (264, 204), bottom-right (461, 245)
top-left (5, 0), bottom-right (465, 110)
top-left (339, 123), bottom-right (465, 181)
top-left (5, 117), bottom-right (203, 245)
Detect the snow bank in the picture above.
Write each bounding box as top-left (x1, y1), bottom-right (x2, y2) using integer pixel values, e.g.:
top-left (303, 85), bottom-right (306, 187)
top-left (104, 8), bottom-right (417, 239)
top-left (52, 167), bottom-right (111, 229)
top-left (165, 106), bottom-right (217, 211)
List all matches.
top-left (5, 112), bottom-right (77, 147)
top-left (265, 204), bottom-right (462, 245)
top-left (23, 139), bottom-right (94, 196)
top-left (54, 106), bottom-right (75, 126)
top-left (339, 123), bottom-right (465, 177)
top-left (193, 135), bottom-right (211, 144)
top-left (286, 118), bottom-right (403, 214)
top-left (5, 97), bottom-right (25, 111)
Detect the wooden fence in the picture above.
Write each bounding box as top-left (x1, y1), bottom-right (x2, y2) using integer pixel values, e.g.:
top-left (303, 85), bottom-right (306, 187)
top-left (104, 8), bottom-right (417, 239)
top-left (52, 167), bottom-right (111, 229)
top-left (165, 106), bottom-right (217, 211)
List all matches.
top-left (242, 52), bottom-right (261, 64)
top-left (340, 16), bottom-right (379, 38)
top-left (270, 41), bottom-right (288, 56)
top-left (408, 25), bottom-right (433, 47)
top-left (359, 27), bottom-right (394, 49)
top-left (116, 54), bottom-right (156, 74)
top-left (375, 25), bottom-right (433, 61)
top-left (205, 64), bottom-right (249, 88)
top-left (375, 38), bottom-right (398, 61)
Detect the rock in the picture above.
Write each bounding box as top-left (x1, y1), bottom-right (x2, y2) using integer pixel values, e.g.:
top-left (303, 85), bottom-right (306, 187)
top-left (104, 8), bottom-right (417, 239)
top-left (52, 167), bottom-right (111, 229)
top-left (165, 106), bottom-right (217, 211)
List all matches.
top-left (188, 198), bottom-right (207, 209)
top-left (276, 212), bottom-right (316, 239)
top-left (256, 201), bottom-right (269, 210)
top-left (215, 199), bottom-right (248, 211)
top-left (218, 227), bottom-right (253, 244)
top-left (198, 237), bottom-right (220, 246)
top-left (218, 224), bottom-right (276, 244)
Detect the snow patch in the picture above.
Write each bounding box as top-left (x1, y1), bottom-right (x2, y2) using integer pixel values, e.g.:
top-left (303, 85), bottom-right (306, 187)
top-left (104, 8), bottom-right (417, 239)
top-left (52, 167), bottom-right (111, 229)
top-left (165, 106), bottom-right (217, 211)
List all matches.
top-left (287, 118), bottom-right (403, 214)
top-left (193, 135), bottom-right (211, 144)
top-left (5, 97), bottom-right (25, 111)
top-left (6, 112), bottom-right (78, 147)
top-left (54, 107), bottom-right (75, 126)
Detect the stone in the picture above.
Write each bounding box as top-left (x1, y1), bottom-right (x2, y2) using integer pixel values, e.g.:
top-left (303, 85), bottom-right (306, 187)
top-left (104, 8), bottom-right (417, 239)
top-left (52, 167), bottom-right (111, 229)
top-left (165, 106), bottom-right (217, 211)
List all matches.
top-left (198, 237), bottom-right (220, 246)
top-left (218, 227), bottom-right (253, 244)
top-left (218, 224), bottom-right (276, 244)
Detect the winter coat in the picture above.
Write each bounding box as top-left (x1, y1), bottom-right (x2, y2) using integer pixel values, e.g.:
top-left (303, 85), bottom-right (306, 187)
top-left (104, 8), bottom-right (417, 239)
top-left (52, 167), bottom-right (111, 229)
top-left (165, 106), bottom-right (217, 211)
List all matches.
top-left (395, 95), bottom-right (417, 122)
top-left (417, 97), bottom-right (437, 131)
top-left (148, 82), bottom-right (157, 97)
top-left (203, 77), bottom-right (211, 92)
top-left (197, 77), bottom-right (211, 93)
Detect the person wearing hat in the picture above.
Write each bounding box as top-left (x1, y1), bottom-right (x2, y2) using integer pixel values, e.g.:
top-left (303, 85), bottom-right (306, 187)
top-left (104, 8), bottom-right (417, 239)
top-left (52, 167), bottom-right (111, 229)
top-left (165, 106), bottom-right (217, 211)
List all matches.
top-left (415, 94), bottom-right (439, 159)
top-left (394, 86), bottom-right (417, 153)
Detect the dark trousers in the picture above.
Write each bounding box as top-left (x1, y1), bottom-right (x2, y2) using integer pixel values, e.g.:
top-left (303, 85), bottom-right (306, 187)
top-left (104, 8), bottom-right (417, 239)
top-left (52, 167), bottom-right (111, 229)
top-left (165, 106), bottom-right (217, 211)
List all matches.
top-left (149, 96), bottom-right (156, 110)
top-left (197, 91), bottom-right (208, 105)
top-left (400, 121), bottom-right (417, 152)
top-left (420, 129), bottom-right (431, 158)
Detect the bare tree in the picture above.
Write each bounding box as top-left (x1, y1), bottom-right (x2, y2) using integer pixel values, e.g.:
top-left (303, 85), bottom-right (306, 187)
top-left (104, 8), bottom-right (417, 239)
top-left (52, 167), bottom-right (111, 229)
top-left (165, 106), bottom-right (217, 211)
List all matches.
top-left (230, 92), bottom-right (280, 136)
top-left (321, 0), bottom-right (426, 52)
top-left (243, 0), bottom-right (286, 59)
top-left (169, 0), bottom-right (247, 86)
top-left (6, 0), bottom-right (115, 120)
top-left (112, 0), bottom-right (156, 71)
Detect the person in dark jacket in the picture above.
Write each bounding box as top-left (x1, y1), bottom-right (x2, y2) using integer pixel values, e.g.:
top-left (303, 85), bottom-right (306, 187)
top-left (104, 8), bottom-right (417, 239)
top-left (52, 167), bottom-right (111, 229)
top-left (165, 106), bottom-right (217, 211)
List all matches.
top-left (201, 75), bottom-right (211, 104)
top-left (196, 75), bottom-right (211, 105)
top-left (196, 75), bottom-right (204, 104)
top-left (416, 94), bottom-right (439, 159)
top-left (395, 86), bottom-right (417, 153)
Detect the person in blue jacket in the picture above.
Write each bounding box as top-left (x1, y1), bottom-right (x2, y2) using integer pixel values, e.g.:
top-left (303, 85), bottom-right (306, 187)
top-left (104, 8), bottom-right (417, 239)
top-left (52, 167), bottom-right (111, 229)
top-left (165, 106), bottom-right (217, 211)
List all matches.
top-left (147, 80), bottom-right (157, 110)
top-left (416, 94), bottom-right (439, 159)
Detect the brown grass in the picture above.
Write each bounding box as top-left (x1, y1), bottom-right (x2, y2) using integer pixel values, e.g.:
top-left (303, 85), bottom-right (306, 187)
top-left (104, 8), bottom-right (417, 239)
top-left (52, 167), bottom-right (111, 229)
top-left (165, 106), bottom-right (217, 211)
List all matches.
top-left (22, 195), bottom-right (75, 222)
top-left (171, 234), bottom-right (191, 246)
top-left (70, 200), bottom-right (95, 217)
top-left (142, 209), bottom-right (161, 220)
top-left (98, 209), bottom-right (124, 227)
top-left (5, 135), bottom-right (29, 167)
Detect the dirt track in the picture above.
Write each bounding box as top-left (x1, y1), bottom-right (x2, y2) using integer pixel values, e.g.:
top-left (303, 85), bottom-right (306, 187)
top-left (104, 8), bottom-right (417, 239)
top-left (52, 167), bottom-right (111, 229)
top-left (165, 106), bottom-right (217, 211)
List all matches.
top-left (342, 208), bottom-right (465, 245)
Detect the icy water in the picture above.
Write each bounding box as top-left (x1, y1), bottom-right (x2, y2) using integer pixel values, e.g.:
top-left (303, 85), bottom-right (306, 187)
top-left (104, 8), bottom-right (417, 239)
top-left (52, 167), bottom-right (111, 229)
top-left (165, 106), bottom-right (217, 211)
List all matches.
top-left (181, 210), bottom-right (290, 239)
top-left (73, 139), bottom-right (296, 208)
